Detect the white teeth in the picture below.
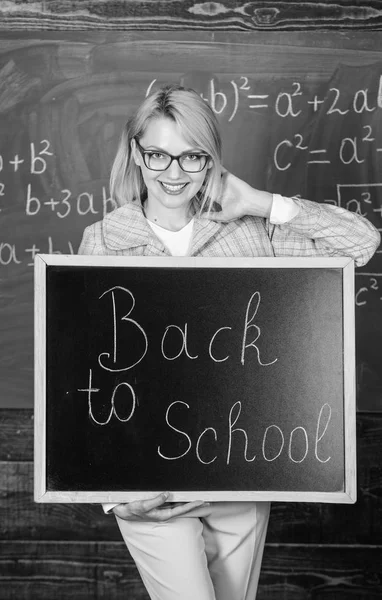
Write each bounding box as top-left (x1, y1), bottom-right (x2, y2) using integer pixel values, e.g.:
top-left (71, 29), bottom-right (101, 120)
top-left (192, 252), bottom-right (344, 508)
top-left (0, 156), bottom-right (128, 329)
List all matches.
top-left (161, 182), bottom-right (187, 191)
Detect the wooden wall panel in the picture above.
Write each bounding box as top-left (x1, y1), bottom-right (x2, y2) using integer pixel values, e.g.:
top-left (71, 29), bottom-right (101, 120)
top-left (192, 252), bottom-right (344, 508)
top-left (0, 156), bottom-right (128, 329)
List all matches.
top-left (0, 462), bottom-right (120, 541)
top-left (0, 1), bottom-right (382, 31)
top-left (0, 541), bottom-right (146, 600)
top-left (0, 541), bottom-right (381, 599)
top-left (259, 544), bottom-right (382, 599)
top-left (0, 410), bottom-right (33, 461)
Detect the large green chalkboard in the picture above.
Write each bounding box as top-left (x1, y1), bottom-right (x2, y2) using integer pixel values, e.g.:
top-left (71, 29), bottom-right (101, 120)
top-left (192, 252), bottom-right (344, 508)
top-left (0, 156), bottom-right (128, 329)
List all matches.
top-left (0, 31), bottom-right (381, 408)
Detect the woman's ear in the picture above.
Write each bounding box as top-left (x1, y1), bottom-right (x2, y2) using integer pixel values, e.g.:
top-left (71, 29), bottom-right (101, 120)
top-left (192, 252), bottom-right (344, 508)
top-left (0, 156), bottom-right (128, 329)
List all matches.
top-left (130, 138), bottom-right (140, 166)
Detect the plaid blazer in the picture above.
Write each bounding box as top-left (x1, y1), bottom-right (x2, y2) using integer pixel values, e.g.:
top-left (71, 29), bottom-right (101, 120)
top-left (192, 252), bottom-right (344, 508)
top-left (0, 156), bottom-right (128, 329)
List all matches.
top-left (78, 197), bottom-right (380, 267)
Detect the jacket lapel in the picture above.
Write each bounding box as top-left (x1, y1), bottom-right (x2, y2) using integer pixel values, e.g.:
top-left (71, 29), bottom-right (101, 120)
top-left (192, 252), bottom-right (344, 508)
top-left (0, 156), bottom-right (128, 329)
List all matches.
top-left (102, 202), bottom-right (168, 255)
top-left (102, 202), bottom-right (222, 256)
top-left (190, 217), bottom-right (222, 255)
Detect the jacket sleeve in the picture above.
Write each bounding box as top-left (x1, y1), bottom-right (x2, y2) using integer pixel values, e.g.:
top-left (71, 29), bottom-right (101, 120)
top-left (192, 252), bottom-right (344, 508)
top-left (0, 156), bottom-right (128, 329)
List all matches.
top-left (102, 503), bottom-right (120, 514)
top-left (265, 197), bottom-right (381, 267)
top-left (78, 222), bottom-right (107, 255)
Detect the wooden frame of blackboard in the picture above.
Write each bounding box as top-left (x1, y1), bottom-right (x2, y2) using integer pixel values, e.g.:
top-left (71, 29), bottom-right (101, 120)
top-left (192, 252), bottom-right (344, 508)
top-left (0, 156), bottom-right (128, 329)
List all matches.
top-left (34, 254), bottom-right (356, 504)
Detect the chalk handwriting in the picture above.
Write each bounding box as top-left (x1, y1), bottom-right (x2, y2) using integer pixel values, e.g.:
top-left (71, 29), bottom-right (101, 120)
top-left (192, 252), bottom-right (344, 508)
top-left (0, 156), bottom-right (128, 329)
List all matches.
top-left (143, 77), bottom-right (377, 122)
top-left (262, 425), bottom-right (284, 462)
top-left (0, 237), bottom-right (74, 267)
top-left (196, 427), bottom-right (218, 465)
top-left (289, 426), bottom-right (309, 463)
top-left (157, 401), bottom-right (192, 460)
top-left (0, 139), bottom-right (54, 176)
top-left (355, 275), bottom-right (382, 306)
top-left (339, 137), bottom-right (365, 165)
top-left (241, 291), bottom-right (278, 366)
top-left (30, 140), bottom-right (53, 174)
top-left (25, 184), bottom-right (116, 219)
top-left (0, 243), bottom-right (21, 265)
top-left (336, 183), bottom-right (382, 241)
top-left (98, 286), bottom-right (148, 372)
top-left (208, 326), bottom-right (232, 363)
top-left (315, 403), bottom-right (332, 463)
top-left (227, 401), bottom-right (256, 464)
top-left (79, 371), bottom-right (334, 466)
top-left (78, 368), bottom-right (137, 426)
top-left (2, 76), bottom-right (382, 281)
top-left (156, 398), bottom-right (332, 466)
top-left (272, 129), bottom-right (381, 171)
top-left (9, 154), bottom-right (24, 171)
top-left (275, 82), bottom-right (302, 118)
top-left (95, 287), bottom-right (276, 369)
top-left (307, 149), bottom-right (330, 166)
top-left (161, 324), bottom-right (199, 360)
top-left (307, 95), bottom-right (325, 112)
top-left (326, 87), bottom-right (349, 116)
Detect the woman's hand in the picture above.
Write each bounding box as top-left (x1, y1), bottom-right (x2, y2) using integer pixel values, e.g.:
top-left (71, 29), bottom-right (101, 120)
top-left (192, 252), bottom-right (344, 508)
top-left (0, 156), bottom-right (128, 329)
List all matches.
top-left (205, 170), bottom-right (273, 222)
top-left (112, 493), bottom-right (211, 522)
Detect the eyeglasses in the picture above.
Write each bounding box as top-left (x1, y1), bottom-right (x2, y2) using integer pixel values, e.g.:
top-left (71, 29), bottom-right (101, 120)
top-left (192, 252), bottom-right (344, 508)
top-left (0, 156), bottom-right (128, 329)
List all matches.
top-left (134, 139), bottom-right (210, 173)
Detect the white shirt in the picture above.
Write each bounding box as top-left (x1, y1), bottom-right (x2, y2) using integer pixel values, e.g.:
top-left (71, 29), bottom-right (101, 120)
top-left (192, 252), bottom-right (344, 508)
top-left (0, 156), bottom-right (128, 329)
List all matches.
top-left (147, 217), bottom-right (195, 256)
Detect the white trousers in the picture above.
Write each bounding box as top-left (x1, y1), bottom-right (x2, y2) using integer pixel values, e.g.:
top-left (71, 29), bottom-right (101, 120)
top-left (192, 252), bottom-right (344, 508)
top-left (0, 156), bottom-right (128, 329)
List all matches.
top-left (115, 501), bottom-right (270, 600)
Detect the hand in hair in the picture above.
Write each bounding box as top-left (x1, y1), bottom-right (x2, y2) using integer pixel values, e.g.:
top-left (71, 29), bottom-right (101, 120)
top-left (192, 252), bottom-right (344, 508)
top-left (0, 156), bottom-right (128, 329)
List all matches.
top-left (204, 170), bottom-right (273, 222)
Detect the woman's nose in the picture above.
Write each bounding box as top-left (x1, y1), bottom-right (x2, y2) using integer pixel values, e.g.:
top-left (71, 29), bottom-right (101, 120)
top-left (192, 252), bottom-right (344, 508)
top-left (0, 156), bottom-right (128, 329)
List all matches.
top-left (166, 158), bottom-right (184, 179)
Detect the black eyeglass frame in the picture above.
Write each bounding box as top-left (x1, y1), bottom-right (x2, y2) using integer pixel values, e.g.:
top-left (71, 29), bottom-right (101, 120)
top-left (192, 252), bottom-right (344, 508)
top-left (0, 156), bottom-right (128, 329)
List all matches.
top-left (134, 138), bottom-right (210, 173)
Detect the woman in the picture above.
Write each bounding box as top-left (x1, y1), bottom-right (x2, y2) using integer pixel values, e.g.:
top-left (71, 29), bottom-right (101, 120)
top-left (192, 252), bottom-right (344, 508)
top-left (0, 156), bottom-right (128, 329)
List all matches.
top-left (79, 84), bottom-right (380, 600)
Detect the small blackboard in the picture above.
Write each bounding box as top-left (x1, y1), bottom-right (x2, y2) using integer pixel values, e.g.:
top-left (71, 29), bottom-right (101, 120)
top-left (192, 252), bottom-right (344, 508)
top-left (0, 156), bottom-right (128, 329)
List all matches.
top-left (34, 254), bottom-right (356, 503)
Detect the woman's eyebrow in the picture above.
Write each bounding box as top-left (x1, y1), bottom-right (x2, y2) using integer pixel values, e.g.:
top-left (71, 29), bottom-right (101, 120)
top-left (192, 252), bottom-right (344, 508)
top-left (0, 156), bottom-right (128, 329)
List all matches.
top-left (142, 144), bottom-right (165, 151)
top-left (143, 144), bottom-right (204, 153)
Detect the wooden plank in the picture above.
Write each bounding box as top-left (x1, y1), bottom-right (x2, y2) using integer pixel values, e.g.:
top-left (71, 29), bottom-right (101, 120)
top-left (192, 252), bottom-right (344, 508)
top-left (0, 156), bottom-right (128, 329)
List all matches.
top-left (34, 253), bottom-right (46, 505)
top-left (0, 30), bottom-right (382, 52)
top-left (0, 541), bottom-right (381, 599)
top-left (0, 1), bottom-right (381, 31)
top-left (343, 260), bottom-right (356, 502)
top-left (0, 410), bottom-right (33, 461)
top-left (0, 541), bottom-right (146, 600)
top-left (0, 462), bottom-right (120, 541)
top-left (259, 543), bottom-right (382, 599)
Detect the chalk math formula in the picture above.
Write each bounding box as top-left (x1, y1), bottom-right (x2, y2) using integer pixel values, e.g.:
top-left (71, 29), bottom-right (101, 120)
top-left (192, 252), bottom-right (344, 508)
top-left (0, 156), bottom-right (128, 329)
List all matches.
top-left (1, 73), bottom-right (382, 309)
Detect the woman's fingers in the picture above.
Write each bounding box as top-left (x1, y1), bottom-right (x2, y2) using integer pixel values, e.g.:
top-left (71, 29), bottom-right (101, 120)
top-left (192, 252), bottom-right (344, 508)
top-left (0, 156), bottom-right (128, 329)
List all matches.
top-left (112, 493), bottom-right (168, 519)
top-left (148, 500), bottom-right (209, 521)
top-left (129, 493), bottom-right (170, 518)
top-left (139, 492), bottom-right (169, 512)
top-left (113, 494), bottom-right (210, 522)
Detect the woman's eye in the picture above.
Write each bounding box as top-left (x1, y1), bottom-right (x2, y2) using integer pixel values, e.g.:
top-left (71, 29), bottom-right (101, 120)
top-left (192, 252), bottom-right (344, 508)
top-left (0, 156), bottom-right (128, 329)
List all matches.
top-left (185, 154), bottom-right (199, 161)
top-left (151, 152), bottom-right (166, 160)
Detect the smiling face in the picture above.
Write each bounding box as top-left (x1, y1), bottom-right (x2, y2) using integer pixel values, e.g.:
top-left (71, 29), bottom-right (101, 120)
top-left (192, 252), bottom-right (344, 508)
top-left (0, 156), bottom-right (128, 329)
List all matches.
top-left (132, 117), bottom-right (211, 222)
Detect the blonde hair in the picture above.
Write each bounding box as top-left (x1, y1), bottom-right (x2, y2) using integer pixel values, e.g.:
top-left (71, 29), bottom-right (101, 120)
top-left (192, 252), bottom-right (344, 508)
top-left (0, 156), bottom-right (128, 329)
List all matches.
top-left (110, 84), bottom-right (222, 213)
